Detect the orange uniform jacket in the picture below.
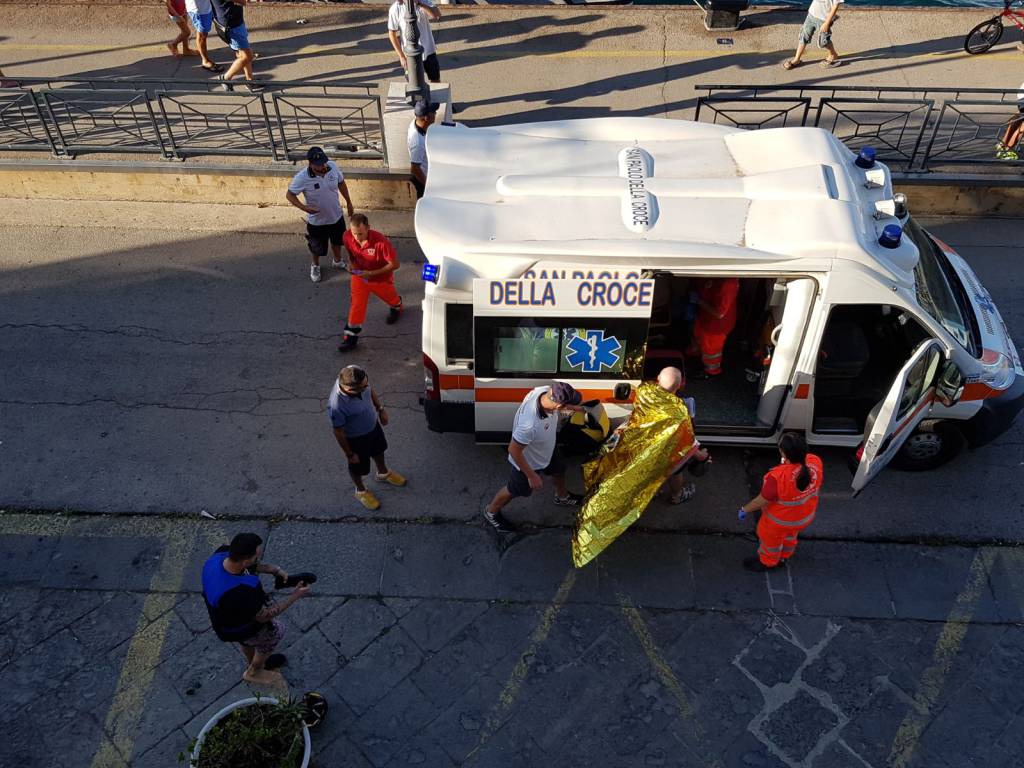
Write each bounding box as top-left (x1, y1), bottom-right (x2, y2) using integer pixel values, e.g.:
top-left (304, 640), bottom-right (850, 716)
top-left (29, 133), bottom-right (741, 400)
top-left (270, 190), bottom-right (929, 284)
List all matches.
top-left (756, 454), bottom-right (824, 566)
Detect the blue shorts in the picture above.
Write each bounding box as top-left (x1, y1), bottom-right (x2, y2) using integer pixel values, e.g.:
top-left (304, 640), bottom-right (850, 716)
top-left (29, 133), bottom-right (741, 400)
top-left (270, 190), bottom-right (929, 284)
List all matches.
top-left (189, 11), bottom-right (213, 34)
top-left (226, 22), bottom-right (250, 51)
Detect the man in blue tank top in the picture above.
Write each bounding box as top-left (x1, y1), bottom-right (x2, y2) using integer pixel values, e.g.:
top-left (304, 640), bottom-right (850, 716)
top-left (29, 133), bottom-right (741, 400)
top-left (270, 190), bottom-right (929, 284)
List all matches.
top-left (201, 532), bottom-right (311, 685)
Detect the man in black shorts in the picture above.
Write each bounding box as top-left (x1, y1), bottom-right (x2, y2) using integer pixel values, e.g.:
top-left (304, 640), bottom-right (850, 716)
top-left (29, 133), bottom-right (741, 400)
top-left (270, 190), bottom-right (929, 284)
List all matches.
top-left (328, 364), bottom-right (406, 511)
top-left (483, 381), bottom-right (586, 534)
top-left (286, 146), bottom-right (355, 283)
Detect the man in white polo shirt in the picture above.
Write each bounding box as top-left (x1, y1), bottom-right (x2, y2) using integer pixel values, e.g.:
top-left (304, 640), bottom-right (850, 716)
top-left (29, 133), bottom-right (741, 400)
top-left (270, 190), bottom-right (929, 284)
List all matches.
top-left (387, 0), bottom-right (442, 84)
top-left (407, 100), bottom-right (437, 199)
top-left (286, 146), bottom-right (355, 283)
top-left (483, 382), bottom-right (587, 534)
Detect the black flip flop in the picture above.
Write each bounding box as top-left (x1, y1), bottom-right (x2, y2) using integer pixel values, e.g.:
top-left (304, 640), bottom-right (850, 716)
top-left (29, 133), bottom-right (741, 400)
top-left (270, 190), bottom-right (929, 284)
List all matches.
top-left (201, 62), bottom-right (224, 73)
top-left (275, 571), bottom-right (318, 590)
top-left (265, 653), bottom-right (287, 670)
top-left (302, 692), bottom-right (328, 728)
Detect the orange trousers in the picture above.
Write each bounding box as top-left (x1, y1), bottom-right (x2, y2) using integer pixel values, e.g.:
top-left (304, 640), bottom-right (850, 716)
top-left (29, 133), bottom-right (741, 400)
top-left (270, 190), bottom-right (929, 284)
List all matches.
top-left (756, 515), bottom-right (811, 567)
top-left (347, 276), bottom-right (401, 328)
top-left (689, 330), bottom-right (728, 376)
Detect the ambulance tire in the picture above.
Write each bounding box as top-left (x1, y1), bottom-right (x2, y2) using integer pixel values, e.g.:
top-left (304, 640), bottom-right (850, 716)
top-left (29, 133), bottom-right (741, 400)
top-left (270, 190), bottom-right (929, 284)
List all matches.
top-left (891, 423), bottom-right (965, 471)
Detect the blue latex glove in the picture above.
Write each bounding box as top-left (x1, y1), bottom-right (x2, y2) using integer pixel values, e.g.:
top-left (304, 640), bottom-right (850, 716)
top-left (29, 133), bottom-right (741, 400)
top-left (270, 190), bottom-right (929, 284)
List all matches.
top-left (738, 508), bottom-right (747, 521)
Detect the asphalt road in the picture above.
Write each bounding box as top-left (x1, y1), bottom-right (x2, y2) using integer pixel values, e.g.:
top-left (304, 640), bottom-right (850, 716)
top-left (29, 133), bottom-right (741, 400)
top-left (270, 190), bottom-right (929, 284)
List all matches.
top-left (1, 200), bottom-right (1021, 543)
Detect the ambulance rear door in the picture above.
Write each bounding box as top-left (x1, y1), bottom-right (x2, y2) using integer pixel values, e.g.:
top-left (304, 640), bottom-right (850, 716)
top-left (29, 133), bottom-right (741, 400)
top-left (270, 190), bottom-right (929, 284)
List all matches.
top-left (851, 339), bottom-right (946, 495)
top-left (471, 277), bottom-right (655, 443)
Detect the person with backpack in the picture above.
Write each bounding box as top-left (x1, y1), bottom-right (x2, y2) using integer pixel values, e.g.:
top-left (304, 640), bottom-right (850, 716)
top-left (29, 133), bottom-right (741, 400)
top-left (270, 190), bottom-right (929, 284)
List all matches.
top-left (210, 0), bottom-right (256, 91)
top-left (738, 433), bottom-right (823, 571)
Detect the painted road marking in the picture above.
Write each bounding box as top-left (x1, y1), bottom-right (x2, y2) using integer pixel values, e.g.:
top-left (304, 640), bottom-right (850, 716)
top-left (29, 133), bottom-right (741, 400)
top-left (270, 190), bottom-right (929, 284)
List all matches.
top-left (465, 569), bottom-right (577, 763)
top-left (618, 590), bottom-right (725, 768)
top-left (0, 513), bottom-right (226, 767)
top-left (89, 524), bottom-right (195, 767)
top-left (887, 548), bottom-right (996, 768)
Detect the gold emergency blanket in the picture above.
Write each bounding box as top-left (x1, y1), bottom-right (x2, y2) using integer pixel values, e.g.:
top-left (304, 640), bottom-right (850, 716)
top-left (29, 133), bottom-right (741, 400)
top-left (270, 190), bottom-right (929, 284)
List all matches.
top-left (572, 382), bottom-right (697, 568)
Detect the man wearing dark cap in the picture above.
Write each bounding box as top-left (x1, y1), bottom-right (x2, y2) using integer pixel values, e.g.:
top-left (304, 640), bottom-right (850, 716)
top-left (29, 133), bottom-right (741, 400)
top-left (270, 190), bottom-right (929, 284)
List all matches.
top-left (328, 364), bottom-right (405, 510)
top-left (407, 101), bottom-right (438, 199)
top-left (484, 382), bottom-right (586, 534)
top-left (286, 146), bottom-right (355, 283)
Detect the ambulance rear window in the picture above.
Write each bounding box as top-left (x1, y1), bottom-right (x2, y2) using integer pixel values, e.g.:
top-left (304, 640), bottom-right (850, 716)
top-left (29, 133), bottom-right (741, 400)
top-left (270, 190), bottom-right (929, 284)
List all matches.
top-left (445, 304), bottom-right (474, 361)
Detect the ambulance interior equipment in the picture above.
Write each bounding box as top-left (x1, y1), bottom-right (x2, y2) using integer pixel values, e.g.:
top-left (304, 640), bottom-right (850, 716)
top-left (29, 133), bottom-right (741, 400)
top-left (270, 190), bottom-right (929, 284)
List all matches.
top-left (416, 118), bottom-right (1024, 492)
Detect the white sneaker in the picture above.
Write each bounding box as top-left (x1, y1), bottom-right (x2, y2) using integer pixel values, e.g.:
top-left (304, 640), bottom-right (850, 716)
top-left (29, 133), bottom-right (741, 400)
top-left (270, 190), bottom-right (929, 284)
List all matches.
top-left (310, 264), bottom-right (322, 283)
top-left (331, 258), bottom-right (347, 270)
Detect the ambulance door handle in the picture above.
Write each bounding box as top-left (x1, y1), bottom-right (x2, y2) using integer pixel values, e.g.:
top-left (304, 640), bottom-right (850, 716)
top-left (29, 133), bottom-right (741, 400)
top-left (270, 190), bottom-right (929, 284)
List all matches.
top-left (613, 383), bottom-right (632, 401)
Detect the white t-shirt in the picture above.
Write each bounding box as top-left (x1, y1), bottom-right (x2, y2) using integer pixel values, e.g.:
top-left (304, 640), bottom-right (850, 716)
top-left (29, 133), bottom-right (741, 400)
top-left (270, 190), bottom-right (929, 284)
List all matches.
top-left (388, 0), bottom-right (437, 59)
top-left (808, 0), bottom-right (842, 21)
top-left (408, 120), bottom-right (428, 175)
top-left (509, 386), bottom-right (561, 471)
top-left (287, 161), bottom-right (346, 226)
top-left (186, 0), bottom-right (212, 14)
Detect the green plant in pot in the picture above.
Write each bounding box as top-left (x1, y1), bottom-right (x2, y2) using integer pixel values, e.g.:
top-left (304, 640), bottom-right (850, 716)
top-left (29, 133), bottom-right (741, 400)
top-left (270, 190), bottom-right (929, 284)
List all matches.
top-left (183, 695), bottom-right (310, 768)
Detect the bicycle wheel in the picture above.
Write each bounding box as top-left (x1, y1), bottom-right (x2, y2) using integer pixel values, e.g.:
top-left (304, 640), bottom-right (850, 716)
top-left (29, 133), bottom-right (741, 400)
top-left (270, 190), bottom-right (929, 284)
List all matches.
top-left (964, 17), bottom-right (1004, 54)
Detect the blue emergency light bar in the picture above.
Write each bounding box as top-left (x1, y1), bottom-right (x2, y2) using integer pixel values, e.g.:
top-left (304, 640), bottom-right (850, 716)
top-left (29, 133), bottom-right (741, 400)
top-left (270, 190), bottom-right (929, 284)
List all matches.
top-left (855, 146), bottom-right (877, 169)
top-left (421, 262), bottom-right (440, 283)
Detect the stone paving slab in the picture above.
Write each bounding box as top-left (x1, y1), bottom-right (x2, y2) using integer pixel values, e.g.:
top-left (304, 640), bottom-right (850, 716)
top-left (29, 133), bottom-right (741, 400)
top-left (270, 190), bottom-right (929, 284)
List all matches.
top-left (2, 512), bottom-right (1023, 767)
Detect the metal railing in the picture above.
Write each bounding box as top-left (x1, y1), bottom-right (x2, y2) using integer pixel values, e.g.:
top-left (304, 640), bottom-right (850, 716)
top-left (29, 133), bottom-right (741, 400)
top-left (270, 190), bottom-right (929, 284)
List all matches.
top-left (0, 76), bottom-right (386, 162)
top-left (694, 84), bottom-right (1024, 172)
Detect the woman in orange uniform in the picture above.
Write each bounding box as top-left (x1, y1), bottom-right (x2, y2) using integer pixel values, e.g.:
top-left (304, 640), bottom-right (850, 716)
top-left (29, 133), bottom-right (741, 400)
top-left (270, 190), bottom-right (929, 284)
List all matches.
top-left (687, 277), bottom-right (740, 379)
top-left (738, 433), bottom-right (823, 572)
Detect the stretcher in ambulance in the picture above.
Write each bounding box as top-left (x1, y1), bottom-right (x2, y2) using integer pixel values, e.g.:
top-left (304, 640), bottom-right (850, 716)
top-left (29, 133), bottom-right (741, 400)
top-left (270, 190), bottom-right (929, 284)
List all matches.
top-left (415, 118), bottom-right (1023, 492)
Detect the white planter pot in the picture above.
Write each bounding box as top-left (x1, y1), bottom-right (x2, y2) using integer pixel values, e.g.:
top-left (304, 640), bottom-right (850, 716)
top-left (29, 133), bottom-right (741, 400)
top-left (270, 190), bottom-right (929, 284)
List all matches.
top-left (191, 696), bottom-right (311, 768)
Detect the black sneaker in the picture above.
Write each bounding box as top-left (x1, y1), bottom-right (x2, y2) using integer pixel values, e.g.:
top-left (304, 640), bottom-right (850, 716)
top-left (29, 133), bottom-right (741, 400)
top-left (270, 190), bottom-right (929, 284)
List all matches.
top-left (337, 336), bottom-right (358, 352)
top-left (484, 509), bottom-right (517, 534)
top-left (386, 306), bottom-right (402, 325)
top-left (554, 492), bottom-right (584, 507)
top-left (218, 74), bottom-right (234, 92)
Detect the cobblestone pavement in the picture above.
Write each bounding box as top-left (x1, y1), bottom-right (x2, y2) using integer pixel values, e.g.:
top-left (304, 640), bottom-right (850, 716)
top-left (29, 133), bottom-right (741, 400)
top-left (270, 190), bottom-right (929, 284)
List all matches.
top-left (2, 512), bottom-right (1023, 768)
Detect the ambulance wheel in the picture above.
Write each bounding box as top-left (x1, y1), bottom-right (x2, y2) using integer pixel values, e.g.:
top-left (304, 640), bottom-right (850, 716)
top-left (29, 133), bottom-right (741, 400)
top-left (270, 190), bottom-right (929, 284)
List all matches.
top-left (892, 423), bottom-right (965, 471)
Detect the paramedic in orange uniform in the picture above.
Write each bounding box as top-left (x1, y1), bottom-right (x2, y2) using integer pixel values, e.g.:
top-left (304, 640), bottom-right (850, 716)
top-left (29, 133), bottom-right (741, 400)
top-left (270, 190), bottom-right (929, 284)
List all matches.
top-left (338, 213), bottom-right (403, 352)
top-left (687, 277), bottom-right (740, 378)
top-left (738, 433), bottom-right (823, 572)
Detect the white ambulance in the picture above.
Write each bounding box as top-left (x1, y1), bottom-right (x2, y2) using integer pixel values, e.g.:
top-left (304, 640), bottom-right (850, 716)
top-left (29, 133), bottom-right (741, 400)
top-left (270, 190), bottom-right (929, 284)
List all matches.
top-left (415, 118), bottom-right (1022, 492)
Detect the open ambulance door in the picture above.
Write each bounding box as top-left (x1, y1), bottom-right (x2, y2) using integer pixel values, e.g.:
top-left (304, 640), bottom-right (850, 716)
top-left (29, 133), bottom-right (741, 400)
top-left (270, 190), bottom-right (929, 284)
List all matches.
top-left (470, 277), bottom-right (655, 443)
top-left (851, 339), bottom-right (945, 495)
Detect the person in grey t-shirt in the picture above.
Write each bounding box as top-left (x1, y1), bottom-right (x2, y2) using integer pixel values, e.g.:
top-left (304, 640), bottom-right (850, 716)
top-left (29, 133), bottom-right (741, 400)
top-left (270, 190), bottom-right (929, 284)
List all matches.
top-left (286, 146), bottom-right (355, 284)
top-left (328, 365), bottom-right (406, 511)
top-left (784, 0), bottom-right (842, 70)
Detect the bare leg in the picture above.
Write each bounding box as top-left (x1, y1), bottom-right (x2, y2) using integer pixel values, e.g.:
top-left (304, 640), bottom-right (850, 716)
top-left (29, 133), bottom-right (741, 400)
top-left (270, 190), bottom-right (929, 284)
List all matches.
top-left (242, 649), bottom-right (281, 684)
top-left (224, 49), bottom-right (248, 80)
top-left (176, 19), bottom-right (196, 55)
top-left (668, 473), bottom-right (684, 496)
top-left (824, 40), bottom-right (839, 62)
top-left (196, 32), bottom-right (213, 67)
top-left (372, 453), bottom-right (389, 475)
top-left (486, 487), bottom-right (513, 515)
top-left (330, 242), bottom-right (344, 265)
top-left (238, 644), bottom-right (255, 666)
top-left (789, 41), bottom-right (808, 65)
top-left (552, 473), bottom-right (568, 498)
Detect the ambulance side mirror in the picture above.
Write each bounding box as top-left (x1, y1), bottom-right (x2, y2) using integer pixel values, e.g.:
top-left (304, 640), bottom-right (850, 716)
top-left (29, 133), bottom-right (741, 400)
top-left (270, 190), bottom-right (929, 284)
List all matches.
top-left (613, 383), bottom-right (632, 401)
top-left (935, 360), bottom-right (964, 407)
